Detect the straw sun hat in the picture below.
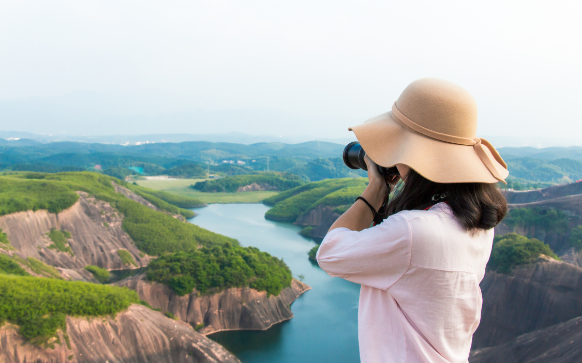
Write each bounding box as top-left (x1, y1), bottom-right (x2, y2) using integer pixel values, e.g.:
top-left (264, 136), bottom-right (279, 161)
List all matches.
top-left (349, 78), bottom-right (509, 184)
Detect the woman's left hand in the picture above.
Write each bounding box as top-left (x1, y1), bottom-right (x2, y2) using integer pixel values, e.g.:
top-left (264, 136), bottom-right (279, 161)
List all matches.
top-left (362, 156), bottom-right (391, 211)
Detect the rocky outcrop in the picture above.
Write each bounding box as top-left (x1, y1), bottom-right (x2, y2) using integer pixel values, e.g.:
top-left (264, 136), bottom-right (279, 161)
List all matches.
top-left (0, 192), bottom-right (149, 276)
top-left (293, 205), bottom-right (342, 240)
top-left (473, 256), bottom-right (582, 349)
top-left (116, 274), bottom-right (311, 335)
top-left (470, 316), bottom-right (582, 363)
top-left (236, 183), bottom-right (278, 192)
top-left (0, 304), bottom-right (240, 363)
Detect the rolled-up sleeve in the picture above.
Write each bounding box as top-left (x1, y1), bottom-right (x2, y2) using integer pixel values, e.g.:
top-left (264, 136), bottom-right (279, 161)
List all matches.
top-left (316, 214), bottom-right (412, 290)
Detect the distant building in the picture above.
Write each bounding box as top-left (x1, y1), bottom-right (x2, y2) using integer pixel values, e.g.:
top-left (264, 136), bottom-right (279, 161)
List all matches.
top-left (94, 164), bottom-right (102, 170)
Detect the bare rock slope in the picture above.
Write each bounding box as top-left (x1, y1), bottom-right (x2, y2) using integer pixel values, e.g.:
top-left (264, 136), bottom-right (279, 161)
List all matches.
top-left (470, 316), bottom-right (582, 363)
top-left (116, 274), bottom-right (311, 334)
top-left (0, 192), bottom-right (148, 276)
top-left (473, 256), bottom-right (582, 349)
top-left (0, 304), bottom-right (240, 363)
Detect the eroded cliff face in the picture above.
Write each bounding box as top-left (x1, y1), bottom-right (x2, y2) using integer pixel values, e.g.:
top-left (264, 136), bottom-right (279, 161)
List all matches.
top-left (116, 274), bottom-right (311, 335)
top-left (0, 304), bottom-right (240, 363)
top-left (294, 205), bottom-right (341, 239)
top-left (470, 316), bottom-right (582, 363)
top-left (0, 192), bottom-right (149, 276)
top-left (473, 256), bottom-right (582, 349)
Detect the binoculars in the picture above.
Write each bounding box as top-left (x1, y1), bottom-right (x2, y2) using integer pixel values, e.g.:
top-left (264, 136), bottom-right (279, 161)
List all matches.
top-left (343, 142), bottom-right (400, 177)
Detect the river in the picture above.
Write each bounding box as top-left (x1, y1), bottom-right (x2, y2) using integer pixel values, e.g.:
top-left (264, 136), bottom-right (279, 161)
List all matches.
top-left (188, 203), bottom-right (361, 363)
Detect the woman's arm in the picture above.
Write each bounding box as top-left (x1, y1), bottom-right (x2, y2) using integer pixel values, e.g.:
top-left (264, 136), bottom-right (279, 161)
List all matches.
top-left (328, 156), bottom-right (399, 232)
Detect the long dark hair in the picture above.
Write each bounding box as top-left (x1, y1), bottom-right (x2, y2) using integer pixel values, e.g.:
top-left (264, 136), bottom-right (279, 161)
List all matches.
top-left (387, 168), bottom-right (507, 231)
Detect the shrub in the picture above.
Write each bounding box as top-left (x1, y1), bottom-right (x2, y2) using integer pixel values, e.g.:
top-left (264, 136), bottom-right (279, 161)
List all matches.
top-left (308, 245), bottom-right (319, 261)
top-left (146, 242), bottom-right (292, 297)
top-left (12, 256), bottom-right (61, 279)
top-left (488, 233), bottom-right (559, 274)
top-left (0, 274), bottom-right (139, 344)
top-left (0, 229), bottom-right (12, 249)
top-left (164, 311), bottom-right (176, 319)
top-left (47, 229), bottom-right (74, 255)
top-left (300, 226), bottom-right (314, 237)
top-left (117, 250), bottom-right (138, 267)
top-left (194, 323), bottom-right (205, 331)
top-left (84, 265), bottom-right (110, 284)
top-left (0, 254), bottom-right (30, 276)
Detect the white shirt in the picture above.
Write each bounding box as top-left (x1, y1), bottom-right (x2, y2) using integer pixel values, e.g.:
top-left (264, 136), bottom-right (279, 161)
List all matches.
top-left (316, 203), bottom-right (493, 363)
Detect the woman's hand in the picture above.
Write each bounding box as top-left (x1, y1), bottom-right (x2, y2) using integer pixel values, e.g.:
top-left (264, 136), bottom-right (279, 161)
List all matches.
top-left (361, 156), bottom-right (392, 211)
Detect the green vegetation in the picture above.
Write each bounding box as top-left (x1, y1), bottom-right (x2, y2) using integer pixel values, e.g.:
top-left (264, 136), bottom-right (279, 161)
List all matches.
top-left (569, 225), bottom-right (582, 251)
top-left (126, 184), bottom-right (198, 218)
top-left (504, 207), bottom-right (569, 236)
top-left (264, 178), bottom-right (367, 222)
top-left (13, 256), bottom-right (61, 279)
top-left (308, 245), bottom-right (319, 261)
top-left (84, 265), bottom-right (110, 283)
top-left (103, 221), bottom-right (109, 228)
top-left (286, 157), bottom-right (366, 181)
top-left (0, 176), bottom-right (79, 216)
top-left (129, 186), bottom-right (204, 208)
top-left (0, 274), bottom-right (139, 344)
top-left (0, 229), bottom-right (13, 250)
top-left (117, 250), bottom-right (138, 267)
top-left (0, 172), bottom-right (236, 256)
top-left (300, 226), bottom-right (314, 237)
top-left (488, 233), bottom-right (559, 274)
top-left (164, 311), bottom-right (176, 320)
top-left (192, 173), bottom-right (304, 193)
top-left (47, 229), bottom-right (74, 255)
top-left (146, 242), bottom-right (292, 297)
top-left (167, 164), bottom-right (207, 178)
top-left (505, 157), bottom-right (582, 185)
top-left (0, 254), bottom-right (30, 276)
top-left (195, 323), bottom-right (205, 331)
top-left (135, 178), bottom-right (278, 203)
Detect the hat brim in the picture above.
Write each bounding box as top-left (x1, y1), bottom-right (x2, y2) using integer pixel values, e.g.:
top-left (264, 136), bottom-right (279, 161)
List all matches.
top-left (349, 111), bottom-right (509, 184)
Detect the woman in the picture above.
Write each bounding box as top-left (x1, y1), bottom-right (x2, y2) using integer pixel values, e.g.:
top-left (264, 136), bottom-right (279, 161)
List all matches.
top-left (316, 78), bottom-right (508, 363)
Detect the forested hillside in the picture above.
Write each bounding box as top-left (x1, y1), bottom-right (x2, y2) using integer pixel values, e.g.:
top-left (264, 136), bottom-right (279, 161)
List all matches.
top-left (192, 172), bottom-right (304, 193)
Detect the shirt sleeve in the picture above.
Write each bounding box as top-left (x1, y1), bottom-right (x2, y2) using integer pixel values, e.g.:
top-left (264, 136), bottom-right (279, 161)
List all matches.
top-left (316, 214), bottom-right (412, 290)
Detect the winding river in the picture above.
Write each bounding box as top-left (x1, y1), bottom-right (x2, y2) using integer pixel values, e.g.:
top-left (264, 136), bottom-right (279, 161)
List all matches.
top-left (188, 203), bottom-right (360, 363)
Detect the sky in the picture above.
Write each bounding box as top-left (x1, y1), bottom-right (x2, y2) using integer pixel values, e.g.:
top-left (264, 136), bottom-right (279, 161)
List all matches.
top-left (0, 0), bottom-right (581, 141)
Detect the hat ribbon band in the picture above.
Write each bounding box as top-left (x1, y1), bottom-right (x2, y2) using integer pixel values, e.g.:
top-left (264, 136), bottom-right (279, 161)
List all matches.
top-left (392, 103), bottom-right (508, 182)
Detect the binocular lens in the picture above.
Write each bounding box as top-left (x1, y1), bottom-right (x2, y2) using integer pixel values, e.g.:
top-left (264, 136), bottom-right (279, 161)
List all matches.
top-left (343, 141), bottom-right (399, 176)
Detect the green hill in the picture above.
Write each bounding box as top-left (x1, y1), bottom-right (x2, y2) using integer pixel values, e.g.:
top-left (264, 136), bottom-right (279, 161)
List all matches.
top-left (264, 178), bottom-right (368, 222)
top-left (146, 242), bottom-right (292, 297)
top-left (0, 273), bottom-right (140, 345)
top-left (0, 172), bottom-right (232, 255)
top-left (191, 173), bottom-right (304, 193)
top-left (488, 233), bottom-right (559, 274)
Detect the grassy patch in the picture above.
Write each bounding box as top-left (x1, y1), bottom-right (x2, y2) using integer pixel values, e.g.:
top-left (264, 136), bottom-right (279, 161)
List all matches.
top-left (47, 229), bottom-right (74, 255)
top-left (13, 256), bottom-right (62, 279)
top-left (117, 250), bottom-right (138, 267)
top-left (0, 274), bottom-right (139, 344)
top-left (84, 265), bottom-right (110, 283)
top-left (195, 323), bottom-right (205, 331)
top-left (0, 254), bottom-right (30, 276)
top-left (146, 242), bottom-right (292, 297)
top-left (135, 178), bottom-right (277, 203)
top-left (488, 233), bottom-right (559, 274)
top-left (0, 229), bottom-right (14, 250)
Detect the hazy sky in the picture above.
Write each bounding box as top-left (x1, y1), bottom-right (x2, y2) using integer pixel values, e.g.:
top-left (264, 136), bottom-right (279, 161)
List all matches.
top-left (1, 0), bottom-right (581, 139)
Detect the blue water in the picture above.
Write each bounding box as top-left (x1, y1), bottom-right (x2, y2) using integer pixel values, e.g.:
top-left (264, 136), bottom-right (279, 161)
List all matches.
top-left (188, 204), bottom-right (361, 363)
top-left (128, 166), bottom-right (144, 174)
